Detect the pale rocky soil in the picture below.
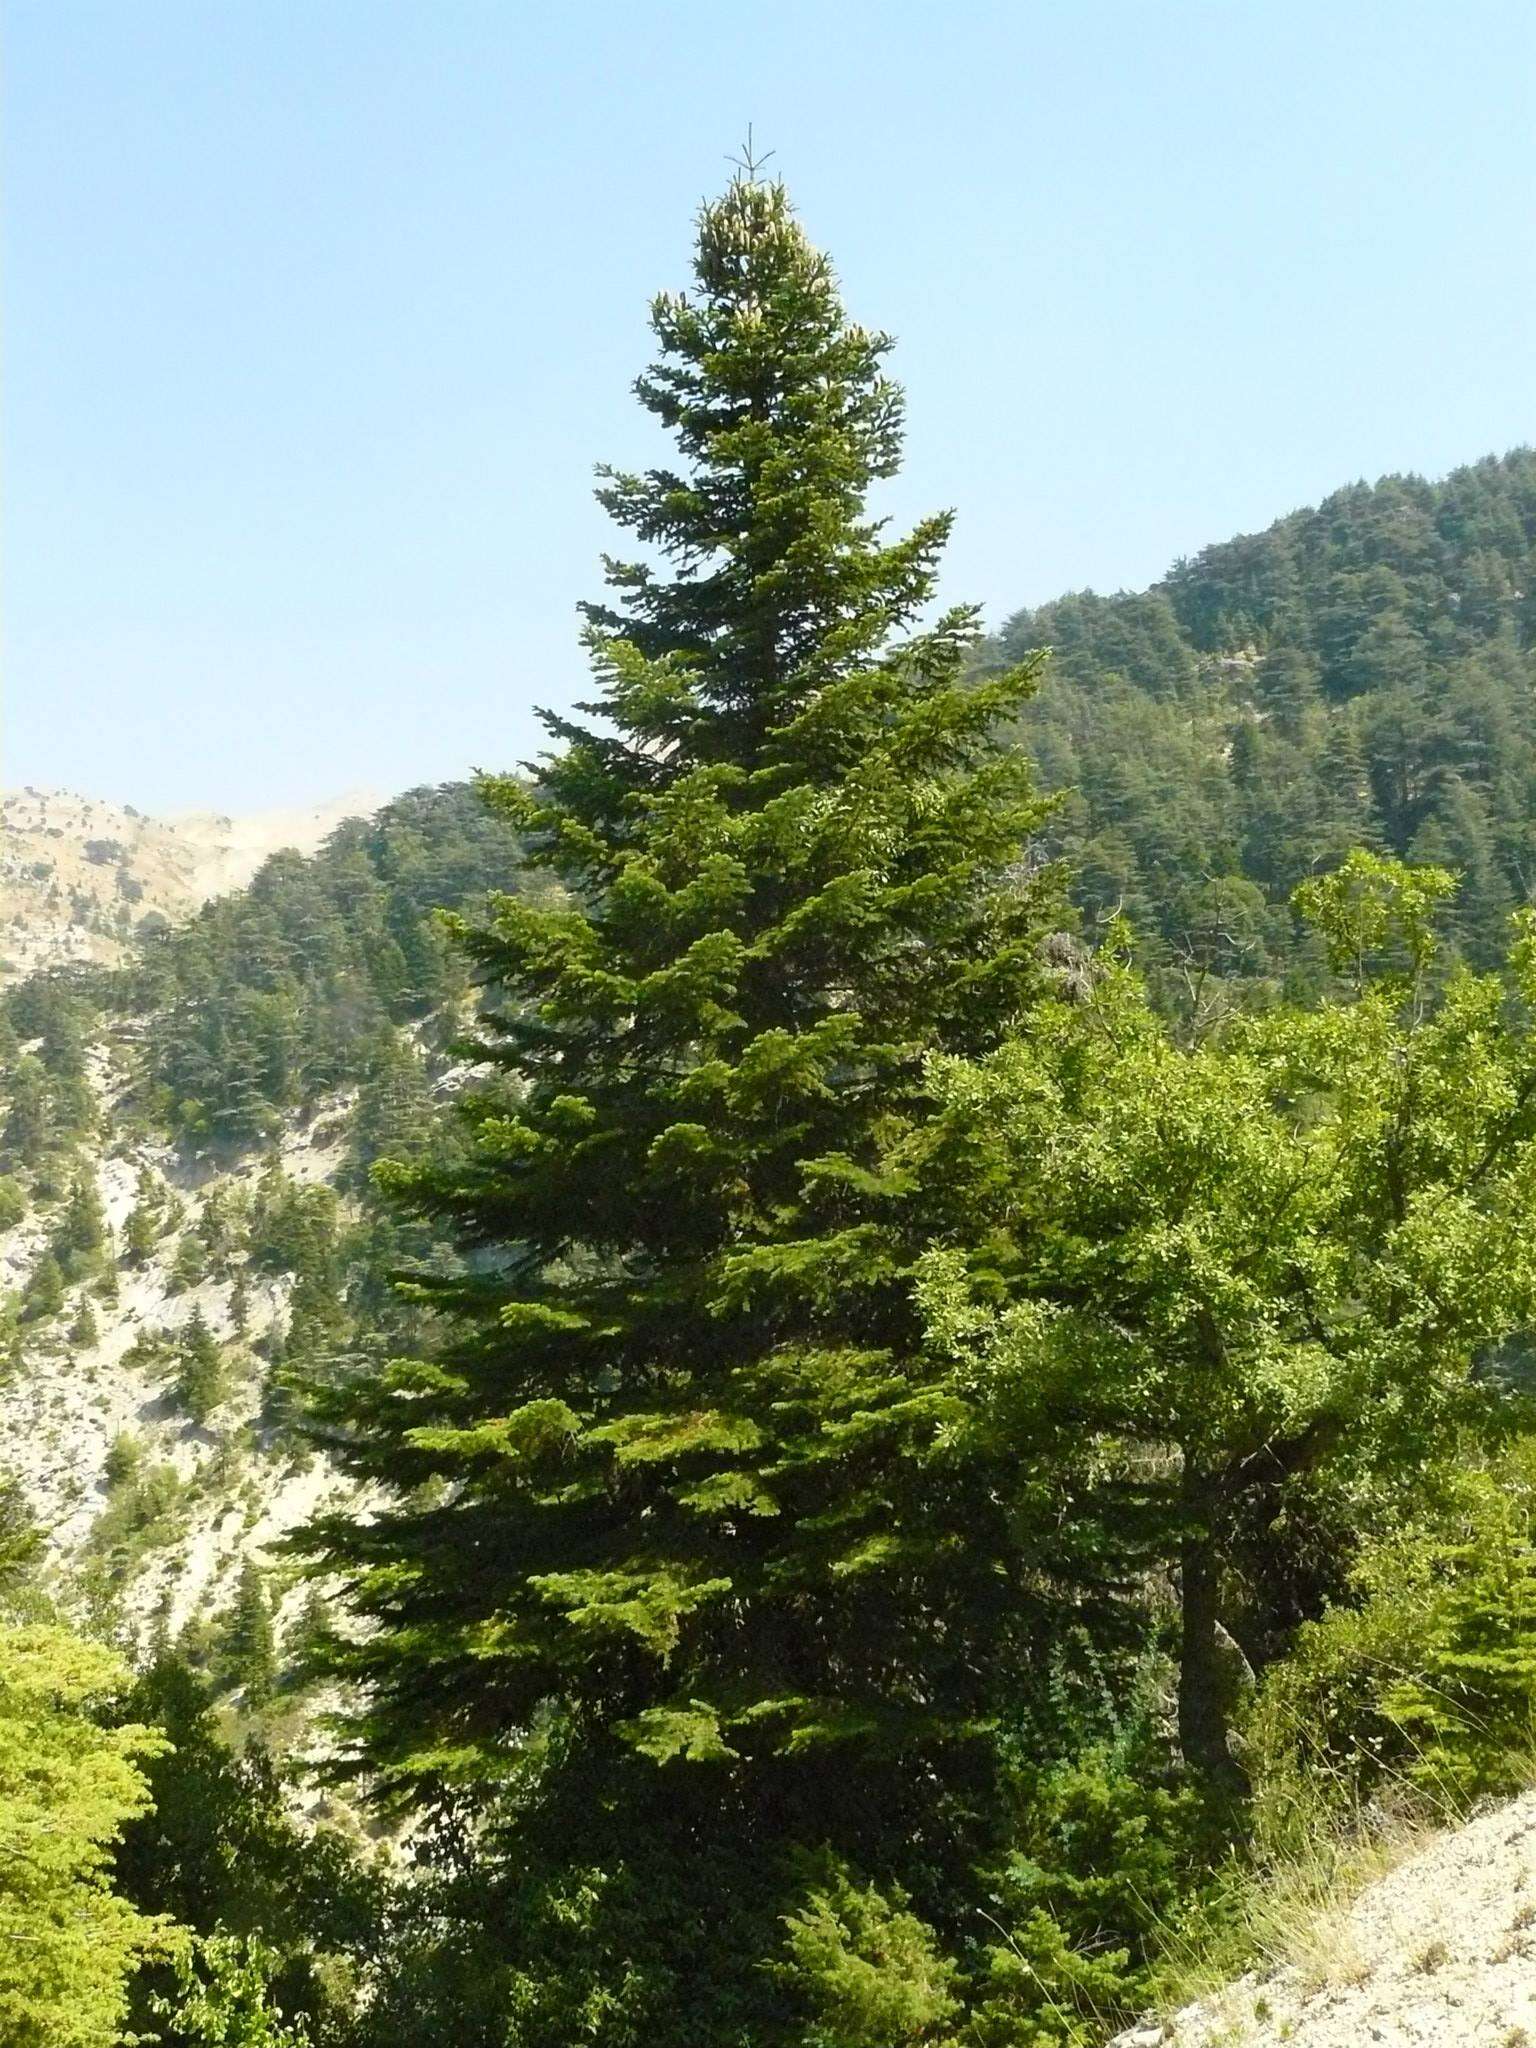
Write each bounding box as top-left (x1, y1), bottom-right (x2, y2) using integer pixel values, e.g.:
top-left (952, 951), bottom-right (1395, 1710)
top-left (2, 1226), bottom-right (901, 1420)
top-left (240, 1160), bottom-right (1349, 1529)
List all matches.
top-left (1118, 1792), bottom-right (1536, 2048)
top-left (0, 785), bottom-right (378, 983)
top-left (0, 1042), bottom-right (363, 1653)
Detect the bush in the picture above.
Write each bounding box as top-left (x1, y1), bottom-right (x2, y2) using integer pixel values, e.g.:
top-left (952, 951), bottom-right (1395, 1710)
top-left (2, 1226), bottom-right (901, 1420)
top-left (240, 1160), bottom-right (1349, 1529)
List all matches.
top-left (22, 1252), bottom-right (65, 1322)
top-left (1382, 1522), bottom-right (1536, 1798)
top-left (91, 1460), bottom-right (186, 1574)
top-left (103, 1433), bottom-right (142, 1490)
top-left (964, 1745), bottom-right (1220, 2046)
top-left (1248, 1442), bottom-right (1536, 1840)
top-left (778, 1857), bottom-right (958, 2048)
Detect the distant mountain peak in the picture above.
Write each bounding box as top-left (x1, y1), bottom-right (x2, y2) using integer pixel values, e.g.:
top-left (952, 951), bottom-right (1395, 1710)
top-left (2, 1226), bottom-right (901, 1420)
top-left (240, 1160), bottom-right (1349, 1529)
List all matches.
top-left (0, 786), bottom-right (382, 984)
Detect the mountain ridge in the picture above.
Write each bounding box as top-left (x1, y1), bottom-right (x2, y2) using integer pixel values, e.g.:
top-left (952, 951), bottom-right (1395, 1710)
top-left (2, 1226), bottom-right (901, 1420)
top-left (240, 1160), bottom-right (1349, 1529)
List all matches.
top-left (0, 785), bottom-right (382, 985)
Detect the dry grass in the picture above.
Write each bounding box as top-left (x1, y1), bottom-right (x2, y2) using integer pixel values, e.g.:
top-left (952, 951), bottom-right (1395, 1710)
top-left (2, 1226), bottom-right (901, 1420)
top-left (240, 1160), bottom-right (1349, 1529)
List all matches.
top-left (1145, 1701), bottom-right (1536, 2037)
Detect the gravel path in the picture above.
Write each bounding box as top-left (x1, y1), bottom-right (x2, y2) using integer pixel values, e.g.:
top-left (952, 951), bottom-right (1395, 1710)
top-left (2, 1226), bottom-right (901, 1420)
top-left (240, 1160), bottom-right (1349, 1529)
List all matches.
top-left (1115, 1791), bottom-right (1536, 2048)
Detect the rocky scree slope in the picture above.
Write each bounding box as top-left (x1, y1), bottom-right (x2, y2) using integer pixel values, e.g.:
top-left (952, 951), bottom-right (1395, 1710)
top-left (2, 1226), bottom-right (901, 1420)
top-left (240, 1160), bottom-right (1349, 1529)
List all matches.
top-left (0, 778), bottom-right (530, 1759)
top-left (0, 1033), bottom-right (382, 1772)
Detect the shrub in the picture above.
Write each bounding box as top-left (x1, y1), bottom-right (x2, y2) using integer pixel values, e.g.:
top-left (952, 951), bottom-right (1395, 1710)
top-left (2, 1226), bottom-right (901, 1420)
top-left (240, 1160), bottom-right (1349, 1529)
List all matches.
top-left (964, 1745), bottom-right (1219, 2046)
top-left (1248, 1443), bottom-right (1536, 1839)
top-left (22, 1252), bottom-right (65, 1322)
top-left (778, 1857), bottom-right (959, 2048)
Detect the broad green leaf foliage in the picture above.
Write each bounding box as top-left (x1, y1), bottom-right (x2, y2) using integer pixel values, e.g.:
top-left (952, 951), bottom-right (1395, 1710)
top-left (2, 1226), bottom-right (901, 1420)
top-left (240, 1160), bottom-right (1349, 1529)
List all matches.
top-left (0, 1627), bottom-right (165, 2048)
top-left (913, 861), bottom-right (1536, 1789)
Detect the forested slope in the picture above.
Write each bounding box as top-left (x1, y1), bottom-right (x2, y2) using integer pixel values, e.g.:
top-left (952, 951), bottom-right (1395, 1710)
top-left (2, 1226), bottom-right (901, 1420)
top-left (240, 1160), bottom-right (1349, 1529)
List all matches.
top-left (0, 787), bottom-right (374, 986)
top-left (0, 782), bottom-right (537, 1681)
top-left (992, 450), bottom-right (1536, 996)
top-left (121, 780), bottom-right (550, 1146)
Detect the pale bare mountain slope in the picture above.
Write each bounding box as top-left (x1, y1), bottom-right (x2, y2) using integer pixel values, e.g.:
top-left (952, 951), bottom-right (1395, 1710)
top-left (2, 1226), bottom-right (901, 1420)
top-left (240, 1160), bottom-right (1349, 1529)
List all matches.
top-left (0, 786), bottom-right (381, 983)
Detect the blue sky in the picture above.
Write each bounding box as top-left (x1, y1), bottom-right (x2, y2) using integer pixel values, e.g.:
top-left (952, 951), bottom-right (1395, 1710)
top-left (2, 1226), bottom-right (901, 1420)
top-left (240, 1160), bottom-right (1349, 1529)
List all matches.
top-left (5, 0), bottom-right (1533, 813)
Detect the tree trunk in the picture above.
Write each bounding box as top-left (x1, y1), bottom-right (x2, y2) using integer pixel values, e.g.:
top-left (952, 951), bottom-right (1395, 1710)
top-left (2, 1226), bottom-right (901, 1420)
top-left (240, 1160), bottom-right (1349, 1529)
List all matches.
top-left (1177, 1465), bottom-right (1248, 1800)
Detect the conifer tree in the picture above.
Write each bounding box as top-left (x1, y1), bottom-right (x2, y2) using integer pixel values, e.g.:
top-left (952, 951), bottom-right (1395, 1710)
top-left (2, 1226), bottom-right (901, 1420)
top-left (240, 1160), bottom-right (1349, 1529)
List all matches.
top-left (103, 1433), bottom-right (141, 1491)
top-left (307, 167), bottom-right (1059, 2032)
top-left (124, 1205), bottom-right (159, 1265)
top-left (1256, 641), bottom-right (1320, 740)
top-left (22, 1252), bottom-right (64, 1323)
top-left (1, 1056), bottom-right (50, 1171)
top-left (286, 1587), bottom-right (333, 1683)
top-left (284, 1267), bottom-right (347, 1373)
top-left (219, 1564), bottom-right (276, 1705)
top-left (169, 1228), bottom-right (207, 1295)
top-left (176, 1309), bottom-right (225, 1425)
top-left (199, 1184), bottom-right (237, 1262)
top-left (229, 1265), bottom-right (252, 1337)
top-left (124, 1175), bottom-right (162, 1267)
top-left (347, 1032), bottom-right (432, 1190)
top-left (56, 1171), bottom-right (105, 1276)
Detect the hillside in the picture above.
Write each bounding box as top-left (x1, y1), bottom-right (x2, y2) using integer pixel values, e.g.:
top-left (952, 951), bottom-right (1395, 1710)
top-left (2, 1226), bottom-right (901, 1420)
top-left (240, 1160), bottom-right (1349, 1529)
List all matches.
top-left (0, 781), bottom-right (535, 1710)
top-left (5, 456), bottom-right (1536, 2043)
top-left (0, 786), bottom-right (380, 984)
top-left (993, 448), bottom-right (1536, 998)
top-left (5, 459), bottom-right (1536, 1753)
top-left (0, 1040), bottom-right (363, 1679)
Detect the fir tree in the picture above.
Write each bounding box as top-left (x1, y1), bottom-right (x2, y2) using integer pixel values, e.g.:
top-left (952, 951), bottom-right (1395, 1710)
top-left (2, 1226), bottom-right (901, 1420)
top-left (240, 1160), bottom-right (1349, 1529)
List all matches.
top-left (347, 1032), bottom-right (433, 1191)
top-left (218, 1564), bottom-right (277, 1705)
top-left (286, 1587), bottom-right (333, 1684)
top-left (124, 1177), bottom-right (162, 1267)
top-left (176, 1309), bottom-right (225, 1425)
top-left (199, 1184), bottom-right (237, 1264)
top-left (229, 1265), bottom-right (252, 1337)
top-left (103, 1433), bottom-right (141, 1491)
top-left (1255, 641), bottom-right (1320, 739)
top-left (307, 168), bottom-right (1059, 2033)
top-left (1, 1056), bottom-right (50, 1170)
top-left (22, 1252), bottom-right (65, 1323)
top-left (169, 1228), bottom-right (207, 1295)
top-left (57, 1171), bottom-right (106, 1268)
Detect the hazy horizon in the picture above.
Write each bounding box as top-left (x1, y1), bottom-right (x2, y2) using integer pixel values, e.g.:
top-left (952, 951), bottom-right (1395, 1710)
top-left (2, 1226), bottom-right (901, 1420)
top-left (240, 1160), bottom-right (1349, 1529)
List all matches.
top-left (6, 0), bottom-right (1534, 812)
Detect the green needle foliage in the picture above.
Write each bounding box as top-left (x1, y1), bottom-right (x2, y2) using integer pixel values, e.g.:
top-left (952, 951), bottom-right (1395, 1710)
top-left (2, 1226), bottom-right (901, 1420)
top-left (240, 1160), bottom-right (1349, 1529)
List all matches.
top-left (22, 1253), bottom-right (65, 1325)
top-left (307, 167), bottom-right (1062, 2039)
top-left (219, 1564), bottom-right (278, 1706)
top-left (176, 1309), bottom-right (227, 1426)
